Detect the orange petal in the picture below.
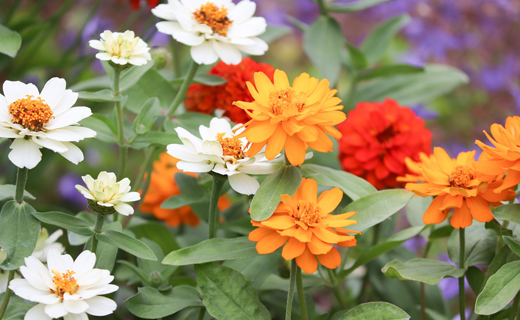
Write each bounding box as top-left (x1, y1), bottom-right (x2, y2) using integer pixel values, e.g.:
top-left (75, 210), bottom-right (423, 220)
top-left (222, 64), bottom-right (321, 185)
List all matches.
top-left (282, 237), bottom-right (306, 260)
top-left (316, 247), bottom-right (341, 270)
top-left (261, 215), bottom-right (295, 230)
top-left (274, 69), bottom-right (290, 91)
top-left (256, 232), bottom-right (288, 254)
top-left (317, 188), bottom-right (343, 214)
top-left (296, 126), bottom-right (319, 142)
top-left (337, 238), bottom-right (357, 247)
top-left (266, 125), bottom-right (287, 160)
top-left (466, 196), bottom-right (493, 223)
top-left (495, 171), bottom-right (520, 193)
top-left (423, 195), bottom-right (449, 225)
top-left (434, 147), bottom-right (454, 176)
top-left (302, 178), bottom-right (318, 202)
top-left (295, 246), bottom-right (318, 274)
top-left (312, 227), bottom-right (340, 243)
top-left (254, 71), bottom-right (275, 96)
top-left (307, 235), bottom-right (333, 255)
top-left (247, 142), bottom-right (267, 158)
top-left (440, 195), bottom-right (463, 210)
top-left (285, 134), bottom-right (307, 166)
top-left (245, 121), bottom-right (278, 143)
top-left (307, 127), bottom-right (334, 153)
top-left (450, 201), bottom-right (473, 229)
top-left (294, 226), bottom-right (313, 242)
top-left (293, 72), bottom-right (310, 93)
top-left (249, 227), bottom-right (275, 242)
top-left (282, 118), bottom-right (305, 136)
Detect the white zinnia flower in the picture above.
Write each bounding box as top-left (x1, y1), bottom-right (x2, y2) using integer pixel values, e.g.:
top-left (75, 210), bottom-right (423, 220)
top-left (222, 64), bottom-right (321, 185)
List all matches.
top-left (0, 78), bottom-right (96, 169)
top-left (152, 0), bottom-right (268, 65)
top-left (75, 172), bottom-right (141, 216)
top-left (89, 30), bottom-right (152, 66)
top-left (167, 117), bottom-right (281, 195)
top-left (31, 229), bottom-right (65, 263)
top-left (9, 249), bottom-right (118, 320)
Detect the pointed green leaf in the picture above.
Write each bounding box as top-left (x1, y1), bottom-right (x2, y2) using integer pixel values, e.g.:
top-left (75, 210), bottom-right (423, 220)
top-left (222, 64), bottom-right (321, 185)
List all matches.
top-left (130, 222), bottom-right (180, 254)
top-left (328, 0), bottom-right (395, 12)
top-left (224, 254), bottom-right (279, 289)
top-left (96, 230), bottom-right (157, 261)
top-left (78, 89), bottom-right (122, 102)
top-left (503, 236), bottom-right (520, 258)
top-left (0, 25), bottom-right (22, 58)
top-left (358, 65), bottom-right (424, 81)
top-left (31, 211), bottom-right (94, 236)
top-left (492, 204), bottom-right (520, 224)
top-left (132, 97), bottom-right (159, 135)
top-left (448, 222), bottom-right (496, 267)
top-left (0, 184), bottom-right (35, 201)
top-left (91, 221), bottom-right (120, 271)
top-left (382, 258), bottom-right (465, 285)
top-left (476, 261), bottom-right (520, 315)
top-left (338, 302), bottom-right (410, 320)
top-left (466, 266), bottom-right (485, 295)
top-left (120, 60), bottom-right (155, 91)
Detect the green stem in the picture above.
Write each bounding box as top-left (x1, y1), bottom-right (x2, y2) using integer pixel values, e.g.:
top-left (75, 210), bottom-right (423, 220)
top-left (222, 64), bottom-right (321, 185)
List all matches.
top-left (171, 41), bottom-right (182, 78)
top-left (112, 67), bottom-right (127, 179)
top-left (510, 292), bottom-right (520, 320)
top-left (328, 268), bottom-right (348, 309)
top-left (338, 247), bottom-right (351, 272)
top-left (90, 213), bottom-right (105, 254)
top-left (208, 173), bottom-right (226, 239)
top-left (14, 167), bottom-right (28, 204)
top-left (4, 0), bottom-right (21, 25)
top-left (286, 260), bottom-right (298, 320)
top-left (296, 267), bottom-right (309, 320)
top-left (344, 74), bottom-right (359, 110)
top-left (133, 147), bottom-right (157, 192)
top-left (459, 228), bottom-right (466, 320)
top-left (317, 0), bottom-right (329, 16)
top-left (0, 270), bottom-right (15, 319)
top-left (421, 227), bottom-right (435, 320)
top-left (197, 307), bottom-right (205, 320)
top-left (166, 60), bottom-right (199, 118)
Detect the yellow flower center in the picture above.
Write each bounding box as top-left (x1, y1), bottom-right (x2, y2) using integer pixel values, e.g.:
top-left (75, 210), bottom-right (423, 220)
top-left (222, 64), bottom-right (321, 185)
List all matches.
top-left (50, 269), bottom-right (79, 301)
top-left (269, 88), bottom-right (306, 117)
top-left (450, 165), bottom-right (474, 188)
top-left (8, 95), bottom-right (54, 132)
top-left (294, 200), bottom-right (322, 226)
top-left (193, 2), bottom-right (232, 36)
top-left (216, 132), bottom-right (246, 162)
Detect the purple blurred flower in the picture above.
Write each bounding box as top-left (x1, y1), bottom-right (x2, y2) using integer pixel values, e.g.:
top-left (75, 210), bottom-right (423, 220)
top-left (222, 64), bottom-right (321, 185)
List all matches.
top-left (403, 235), bottom-right (426, 253)
top-left (405, 21), bottom-right (461, 61)
top-left (82, 16), bottom-right (114, 48)
top-left (438, 253), bottom-right (470, 300)
top-left (58, 174), bottom-right (88, 209)
top-left (479, 56), bottom-right (517, 92)
top-left (251, 0), bottom-right (319, 27)
top-left (410, 104), bottom-right (439, 120)
top-left (451, 308), bottom-right (472, 320)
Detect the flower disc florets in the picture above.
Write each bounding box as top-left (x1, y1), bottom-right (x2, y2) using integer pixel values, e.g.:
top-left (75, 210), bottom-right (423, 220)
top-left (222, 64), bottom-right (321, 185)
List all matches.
top-left (8, 95), bottom-right (54, 132)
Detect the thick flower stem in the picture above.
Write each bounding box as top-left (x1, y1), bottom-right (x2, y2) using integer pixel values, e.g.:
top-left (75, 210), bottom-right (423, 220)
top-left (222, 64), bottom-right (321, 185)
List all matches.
top-left (286, 260), bottom-right (298, 320)
top-left (327, 268), bottom-right (348, 309)
top-left (14, 167), bottom-right (28, 204)
top-left (509, 292), bottom-right (520, 320)
top-left (112, 67), bottom-right (127, 179)
top-left (166, 60), bottom-right (199, 118)
top-left (421, 227), bottom-right (435, 320)
top-left (459, 228), bottom-right (466, 320)
top-left (317, 0), bottom-right (329, 16)
top-left (296, 267), bottom-right (309, 320)
top-left (0, 270), bottom-right (15, 319)
top-left (90, 213), bottom-right (106, 254)
top-left (208, 173), bottom-right (226, 239)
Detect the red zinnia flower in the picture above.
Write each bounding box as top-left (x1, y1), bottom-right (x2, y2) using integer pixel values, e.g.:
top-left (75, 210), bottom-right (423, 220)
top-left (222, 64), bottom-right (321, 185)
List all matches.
top-left (185, 57), bottom-right (275, 124)
top-left (118, 0), bottom-right (159, 10)
top-left (338, 99), bottom-right (432, 190)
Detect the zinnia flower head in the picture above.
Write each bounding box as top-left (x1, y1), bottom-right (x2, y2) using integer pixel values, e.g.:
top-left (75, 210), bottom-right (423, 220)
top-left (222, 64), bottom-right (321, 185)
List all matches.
top-left (234, 70), bottom-right (346, 166)
top-left (167, 117), bottom-right (282, 195)
top-left (75, 171), bottom-right (141, 216)
top-left (9, 249), bottom-right (118, 320)
top-left (89, 30), bottom-right (152, 66)
top-left (140, 153), bottom-right (231, 227)
top-left (338, 99), bottom-right (432, 190)
top-left (403, 147), bottom-right (515, 229)
top-left (475, 116), bottom-right (520, 193)
top-left (185, 57), bottom-right (275, 123)
top-left (119, 0), bottom-right (160, 10)
top-left (0, 78), bottom-right (96, 169)
top-left (152, 0), bottom-right (268, 65)
top-left (249, 178), bottom-right (359, 274)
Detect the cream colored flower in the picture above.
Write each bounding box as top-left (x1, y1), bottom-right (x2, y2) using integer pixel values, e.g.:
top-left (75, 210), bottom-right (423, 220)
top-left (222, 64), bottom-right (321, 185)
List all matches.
top-left (31, 229), bottom-right (65, 263)
top-left (75, 171), bottom-right (141, 216)
top-left (89, 30), bottom-right (152, 66)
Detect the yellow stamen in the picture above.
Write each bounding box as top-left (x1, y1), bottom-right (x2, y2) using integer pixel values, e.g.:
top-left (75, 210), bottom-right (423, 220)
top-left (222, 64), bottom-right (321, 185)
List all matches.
top-left (450, 165), bottom-right (474, 188)
top-left (293, 200), bottom-right (323, 226)
top-left (216, 133), bottom-right (246, 162)
top-left (269, 88), bottom-right (306, 116)
top-left (194, 2), bottom-right (232, 36)
top-left (50, 269), bottom-right (79, 301)
top-left (8, 95), bottom-right (53, 132)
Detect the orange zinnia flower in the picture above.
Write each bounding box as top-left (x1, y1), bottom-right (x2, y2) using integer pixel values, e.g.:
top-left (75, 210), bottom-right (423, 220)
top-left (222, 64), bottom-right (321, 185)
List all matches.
top-left (338, 99), bottom-right (432, 190)
top-left (234, 70), bottom-right (346, 166)
top-left (140, 153), bottom-right (230, 227)
top-left (397, 152), bottom-right (436, 183)
top-left (248, 178), bottom-right (358, 274)
top-left (403, 147), bottom-right (515, 229)
top-left (185, 58), bottom-right (275, 124)
top-left (475, 116), bottom-right (520, 193)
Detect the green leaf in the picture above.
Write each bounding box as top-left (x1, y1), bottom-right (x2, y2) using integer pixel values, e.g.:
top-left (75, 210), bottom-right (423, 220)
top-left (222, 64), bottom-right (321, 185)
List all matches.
top-left (81, 114), bottom-right (117, 143)
top-left (493, 204), bottom-right (520, 224)
top-left (172, 74), bottom-right (227, 86)
top-left (352, 64), bottom-right (469, 106)
top-left (0, 201), bottom-right (40, 270)
top-left (382, 258), bottom-right (465, 285)
top-left (251, 165), bottom-right (302, 221)
top-left (96, 230), bottom-right (157, 261)
top-left (120, 60), bottom-right (155, 91)
top-left (343, 189), bottom-right (414, 233)
top-left (300, 164), bottom-right (376, 201)
top-left (0, 24), bottom-right (22, 58)
top-left (125, 286), bottom-right (202, 319)
top-left (358, 65), bottom-right (424, 81)
top-left (125, 68), bottom-right (176, 113)
top-left (503, 236), bottom-right (520, 258)
top-left (130, 222), bottom-right (180, 255)
top-left (130, 131), bottom-right (181, 149)
top-left (466, 266), bottom-right (485, 295)
top-left (78, 89), bottom-right (122, 102)
top-left (447, 222), bottom-right (496, 267)
top-left (162, 237), bottom-right (258, 266)
top-left (303, 16), bottom-right (345, 85)
top-left (345, 44), bottom-right (368, 70)
top-left (475, 261), bottom-right (520, 315)
top-left (31, 211), bottom-right (94, 236)
top-left (92, 221), bottom-right (120, 271)
top-left (428, 225), bottom-right (453, 239)
top-left (195, 263), bottom-right (271, 320)
top-left (361, 15), bottom-right (410, 65)
top-left (223, 254), bottom-right (279, 289)
top-left (258, 25), bottom-right (292, 43)
top-left (165, 112), bottom-right (214, 136)
top-left (161, 194), bottom-right (206, 209)
top-left (0, 184), bottom-right (35, 201)
top-left (328, 0), bottom-right (394, 12)
top-left (338, 302), bottom-right (410, 320)
top-left (132, 97), bottom-right (159, 135)
top-left (118, 260), bottom-right (152, 286)
top-left (260, 273), bottom-right (324, 292)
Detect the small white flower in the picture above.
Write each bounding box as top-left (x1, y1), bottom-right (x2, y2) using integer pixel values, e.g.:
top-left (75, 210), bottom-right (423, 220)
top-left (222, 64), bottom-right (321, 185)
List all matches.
top-left (152, 0), bottom-right (268, 65)
top-left (75, 172), bottom-right (141, 216)
top-left (9, 249), bottom-right (118, 320)
top-left (167, 117), bottom-right (281, 195)
top-left (89, 30), bottom-right (152, 66)
top-left (31, 229), bottom-right (65, 263)
top-left (0, 78), bottom-right (97, 169)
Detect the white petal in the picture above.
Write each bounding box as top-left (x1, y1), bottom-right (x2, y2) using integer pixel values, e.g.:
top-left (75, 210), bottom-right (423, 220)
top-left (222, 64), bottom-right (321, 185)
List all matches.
top-left (59, 142), bottom-right (84, 164)
top-left (208, 117), bottom-right (233, 136)
top-left (118, 192), bottom-right (141, 202)
top-left (127, 57), bottom-right (148, 66)
top-left (25, 304), bottom-right (52, 320)
top-left (0, 93), bottom-right (11, 122)
top-left (235, 37), bottom-right (268, 55)
top-left (152, 3), bottom-right (177, 20)
top-left (45, 302), bottom-right (68, 318)
top-left (8, 138), bottom-right (42, 169)
top-left (24, 256), bottom-right (48, 273)
top-left (47, 249), bottom-right (68, 274)
top-left (63, 312), bottom-right (88, 320)
top-left (99, 284), bottom-right (118, 295)
top-left (176, 160), bottom-right (214, 172)
top-left (52, 90), bottom-right (79, 116)
top-left (9, 279), bottom-right (59, 304)
top-left (0, 126), bottom-right (19, 138)
top-left (167, 144), bottom-right (201, 162)
top-left (174, 127), bottom-right (203, 150)
top-left (72, 251), bottom-right (96, 277)
top-left (85, 296), bottom-right (117, 316)
top-left (95, 52), bottom-right (112, 61)
top-left (76, 269), bottom-right (105, 287)
top-left (89, 40), bottom-right (105, 51)
top-left (213, 40), bottom-right (242, 65)
top-left (190, 41), bottom-right (219, 65)
top-left (32, 136), bottom-right (68, 153)
top-left (202, 140), bottom-right (223, 157)
top-left (3, 81), bottom-right (39, 104)
top-left (114, 202), bottom-right (134, 216)
top-left (156, 21), bottom-right (205, 46)
top-left (228, 0), bottom-right (256, 25)
top-left (169, 0), bottom-right (198, 30)
top-left (40, 78), bottom-right (66, 109)
top-left (46, 107), bottom-right (92, 130)
top-left (228, 173), bottom-right (259, 195)
top-left (198, 125), bottom-right (214, 141)
top-left (19, 266), bottom-right (48, 291)
top-left (64, 299), bottom-right (89, 314)
top-left (227, 17), bottom-right (267, 38)
top-left (45, 126), bottom-right (96, 142)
